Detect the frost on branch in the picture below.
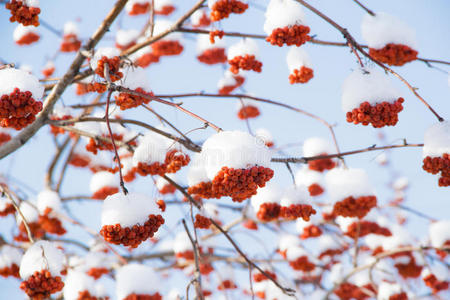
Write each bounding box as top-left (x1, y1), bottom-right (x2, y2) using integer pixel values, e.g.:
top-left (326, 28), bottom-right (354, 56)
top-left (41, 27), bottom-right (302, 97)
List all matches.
top-left (227, 39), bottom-right (262, 74)
top-left (13, 24), bottom-right (40, 46)
top-left (19, 241), bottom-right (65, 299)
top-left (342, 69), bottom-right (404, 128)
top-left (188, 130), bottom-right (273, 202)
top-left (90, 47), bottom-right (123, 82)
top-left (326, 168), bottom-right (377, 219)
top-left (422, 121), bottom-right (450, 187)
top-left (60, 21), bottom-right (81, 52)
top-left (100, 192), bottom-right (164, 248)
top-left (6, 0), bottom-right (41, 27)
top-left (116, 264), bottom-right (162, 299)
top-left (208, 0), bottom-right (248, 22)
top-left (115, 29), bottom-right (139, 51)
top-left (362, 12), bottom-right (418, 66)
top-left (154, 0), bottom-right (175, 16)
top-left (302, 137), bottom-right (336, 172)
top-left (264, 0), bottom-right (311, 47)
top-left (196, 34), bottom-right (227, 65)
top-left (150, 20), bottom-right (184, 57)
top-left (0, 245), bottom-right (22, 278)
top-left (114, 66), bottom-right (154, 110)
top-left (191, 9), bottom-right (211, 28)
top-left (286, 47), bottom-right (313, 84)
top-left (126, 0), bottom-right (150, 16)
top-left (0, 68), bottom-right (44, 130)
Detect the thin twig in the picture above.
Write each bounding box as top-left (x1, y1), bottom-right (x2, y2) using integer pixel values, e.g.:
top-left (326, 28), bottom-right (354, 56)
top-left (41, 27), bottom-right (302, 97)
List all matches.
top-left (182, 220), bottom-right (204, 300)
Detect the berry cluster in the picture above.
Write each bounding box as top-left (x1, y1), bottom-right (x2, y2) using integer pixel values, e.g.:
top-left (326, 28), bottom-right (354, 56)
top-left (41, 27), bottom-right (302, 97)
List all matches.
top-left (266, 25), bottom-right (311, 47)
top-left (92, 186), bottom-right (119, 200)
top-left (218, 75), bottom-right (245, 95)
top-left (38, 208), bottom-right (66, 235)
top-left (334, 282), bottom-right (373, 300)
top-left (345, 220), bottom-right (391, 239)
top-left (6, 0), bottom-right (40, 27)
top-left (391, 251), bottom-right (422, 279)
top-left (308, 155), bottom-right (336, 172)
top-left (69, 153), bottom-right (91, 168)
top-left (75, 82), bottom-right (108, 96)
top-left (194, 214), bottom-right (212, 229)
top-left (256, 202), bottom-right (281, 222)
top-left (50, 115), bottom-right (72, 136)
top-left (15, 32), bottom-right (40, 46)
top-left (318, 248), bottom-right (345, 259)
top-left (60, 34), bottom-right (81, 52)
top-left (229, 55), bottom-right (262, 74)
top-left (217, 279), bottom-right (237, 290)
top-left (346, 98), bottom-right (404, 128)
top-left (422, 154), bottom-right (450, 187)
top-left (95, 56), bottom-right (123, 82)
top-left (197, 48), bottom-right (227, 65)
top-left (123, 293), bottom-right (162, 300)
top-left (0, 202), bottom-right (15, 217)
top-left (289, 66), bottom-right (314, 84)
top-left (0, 88), bottom-right (43, 130)
top-left (253, 270), bottom-right (277, 282)
top-left (115, 88), bottom-right (153, 110)
top-left (308, 183), bottom-right (324, 196)
top-left (158, 183), bottom-right (176, 195)
top-left (155, 5), bottom-right (175, 16)
top-left (209, 30), bottom-right (225, 44)
top-left (193, 13), bottom-right (211, 28)
top-left (151, 41), bottom-right (183, 57)
top-left (41, 65), bottom-right (54, 78)
top-left (289, 256), bottom-right (315, 272)
top-left (237, 105), bottom-right (260, 120)
top-left (210, 0), bottom-right (248, 22)
top-left (100, 214), bottom-right (164, 248)
top-left (187, 181), bottom-right (221, 199)
top-left (389, 293), bottom-right (408, 300)
top-left (175, 250), bottom-right (194, 261)
top-left (15, 222), bottom-right (45, 242)
top-left (135, 52), bottom-right (160, 68)
top-left (242, 219), bottom-right (258, 230)
top-left (423, 273), bottom-right (449, 294)
top-left (136, 150), bottom-right (190, 177)
top-left (300, 224), bottom-right (322, 240)
top-left (332, 195), bottom-right (377, 219)
top-left (369, 43), bottom-right (418, 66)
top-left (20, 270), bottom-right (64, 300)
top-left (76, 290), bottom-right (102, 300)
top-left (0, 131), bottom-right (12, 146)
top-left (87, 267), bottom-right (109, 279)
top-left (128, 3), bottom-right (150, 15)
top-left (280, 204), bottom-right (316, 221)
top-left (0, 264), bottom-right (20, 278)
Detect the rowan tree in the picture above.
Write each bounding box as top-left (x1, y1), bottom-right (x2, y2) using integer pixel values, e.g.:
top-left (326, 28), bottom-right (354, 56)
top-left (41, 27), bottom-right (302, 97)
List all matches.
top-left (0, 0), bottom-right (449, 299)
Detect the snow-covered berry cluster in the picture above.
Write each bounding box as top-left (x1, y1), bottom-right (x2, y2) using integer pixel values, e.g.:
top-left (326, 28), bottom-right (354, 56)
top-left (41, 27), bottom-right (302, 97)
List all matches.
top-left (13, 24), bottom-right (40, 46)
top-left (60, 22), bottom-right (82, 52)
top-left (208, 0), bottom-right (248, 22)
top-left (6, 0), bottom-right (41, 27)
top-left (422, 121), bottom-right (450, 187)
top-left (151, 20), bottom-right (184, 57)
top-left (90, 48), bottom-right (123, 82)
top-left (228, 39), bottom-right (262, 74)
top-left (286, 47), bottom-right (313, 84)
top-left (303, 137), bottom-right (337, 172)
top-left (196, 35), bottom-right (227, 65)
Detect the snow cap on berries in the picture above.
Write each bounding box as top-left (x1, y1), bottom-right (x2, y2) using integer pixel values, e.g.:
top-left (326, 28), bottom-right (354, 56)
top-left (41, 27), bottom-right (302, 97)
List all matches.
top-left (423, 121), bottom-right (450, 158)
top-left (155, 0), bottom-right (174, 11)
top-left (303, 137), bottom-right (334, 157)
top-left (116, 264), bottom-right (159, 299)
top-left (101, 192), bottom-right (161, 228)
top-left (286, 245), bottom-right (308, 261)
top-left (191, 9), bottom-right (209, 26)
top-left (0, 194), bottom-right (12, 212)
top-left (0, 245), bottom-right (22, 269)
top-left (187, 153), bottom-right (209, 186)
top-left (286, 47), bottom-right (312, 72)
top-left (217, 70), bottom-right (242, 90)
top-left (16, 201), bottom-right (39, 224)
top-left (13, 24), bottom-right (38, 42)
top-left (280, 185), bottom-right (311, 206)
top-left (377, 282), bottom-right (403, 300)
top-left (0, 68), bottom-right (43, 100)
top-left (295, 166), bottom-right (324, 187)
top-left (325, 167), bottom-right (375, 201)
top-left (125, 0), bottom-right (150, 12)
top-left (361, 12), bottom-right (417, 50)
top-left (278, 234), bottom-right (300, 252)
top-left (50, 104), bottom-right (72, 119)
top-left (132, 131), bottom-right (173, 165)
top-left (383, 225), bottom-right (413, 250)
top-left (251, 183), bottom-right (281, 211)
top-left (255, 128), bottom-right (273, 144)
top-left (429, 220), bottom-right (450, 248)
top-left (119, 66), bottom-right (151, 91)
top-left (173, 231), bottom-right (193, 254)
top-left (89, 47), bottom-right (121, 71)
top-left (201, 130), bottom-right (272, 180)
top-left (116, 29), bottom-right (139, 48)
top-left (318, 234), bottom-right (342, 253)
top-left (421, 263), bottom-right (449, 282)
top-left (227, 38), bottom-right (259, 60)
top-left (37, 189), bottom-right (62, 214)
top-left (90, 171), bottom-right (118, 194)
top-left (196, 34), bottom-right (225, 54)
top-left (19, 241), bottom-right (65, 280)
top-left (263, 0), bottom-right (306, 34)
top-left (63, 270), bottom-right (105, 300)
top-left (341, 68), bottom-right (401, 112)
top-left (24, 0), bottom-right (40, 7)
top-left (63, 21), bottom-right (79, 36)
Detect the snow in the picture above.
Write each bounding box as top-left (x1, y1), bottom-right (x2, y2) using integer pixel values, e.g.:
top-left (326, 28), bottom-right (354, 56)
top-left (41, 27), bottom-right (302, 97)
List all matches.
top-left (125, 0), bottom-right (149, 13)
top-left (318, 234), bottom-right (342, 252)
top-left (155, 0), bottom-right (173, 10)
top-left (89, 47), bottom-right (121, 71)
top-left (51, 104), bottom-right (72, 119)
top-left (63, 270), bottom-right (99, 300)
top-left (217, 70), bottom-right (240, 89)
top-left (202, 202), bottom-right (219, 218)
top-left (201, 130), bottom-right (272, 179)
top-left (393, 176), bottom-right (409, 190)
top-left (217, 264), bottom-right (234, 281)
top-left (63, 21), bottom-right (79, 35)
top-left (295, 214), bottom-right (319, 232)
top-left (19, 240), bottom-right (65, 280)
top-left (278, 234), bottom-right (300, 252)
top-left (156, 174), bottom-right (175, 190)
top-left (0, 245), bottom-right (22, 269)
top-left (13, 24), bottom-right (38, 41)
top-left (295, 166), bottom-right (323, 187)
top-left (341, 68), bottom-right (401, 112)
top-left (173, 232), bottom-right (192, 254)
top-left (335, 216), bottom-right (358, 232)
top-left (302, 137), bottom-right (334, 157)
top-left (129, 37), bottom-right (152, 61)
top-left (377, 282), bottom-right (402, 300)
top-left (263, 0), bottom-right (306, 34)
top-left (325, 167), bottom-right (375, 201)
top-left (116, 264), bottom-right (159, 299)
top-left (17, 201), bottom-right (39, 224)
top-left (119, 66), bottom-right (151, 91)
top-left (196, 33), bottom-right (225, 54)
top-left (361, 12), bottom-right (418, 50)
top-left (90, 171), bottom-right (118, 193)
top-left (25, 0), bottom-right (39, 8)
top-left (0, 68), bottom-right (44, 100)
top-left (383, 225), bottom-right (413, 250)
top-left (191, 9), bottom-right (208, 26)
top-left (0, 195), bottom-right (12, 211)
top-left (132, 131), bottom-right (173, 165)
top-left (286, 245), bottom-right (307, 261)
top-left (251, 183), bottom-right (281, 211)
top-left (151, 20), bottom-right (182, 41)
top-left (286, 47), bottom-right (312, 73)
top-left (280, 185), bottom-right (311, 206)
top-left (37, 189), bottom-right (62, 214)
top-left (423, 121), bottom-right (450, 158)
top-left (116, 29), bottom-right (140, 47)
top-left (227, 38), bottom-right (259, 60)
top-left (255, 128), bottom-right (273, 144)
top-left (422, 263), bottom-right (449, 282)
top-left (187, 153), bottom-right (209, 186)
top-left (429, 220), bottom-right (450, 248)
top-left (101, 192), bottom-right (161, 228)
top-left (167, 288), bottom-right (181, 300)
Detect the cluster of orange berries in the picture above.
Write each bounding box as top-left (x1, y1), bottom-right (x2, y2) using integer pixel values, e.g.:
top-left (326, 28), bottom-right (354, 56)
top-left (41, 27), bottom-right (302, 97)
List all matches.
top-left (6, 0), bottom-right (40, 27)
top-left (422, 154), bottom-right (450, 187)
top-left (280, 204), bottom-right (316, 221)
top-left (0, 202), bottom-right (15, 217)
top-left (20, 270), bottom-right (64, 300)
top-left (194, 214), bottom-right (212, 229)
top-left (209, 30), bottom-right (225, 44)
top-left (289, 256), bottom-right (315, 272)
top-left (115, 88), bottom-right (154, 110)
top-left (92, 186), bottom-right (119, 200)
top-left (218, 75), bottom-right (245, 95)
top-left (123, 293), bottom-right (162, 300)
top-left (390, 251), bottom-right (423, 279)
top-left (100, 214), bottom-right (164, 248)
top-left (158, 184), bottom-right (176, 195)
top-left (15, 31), bottom-right (40, 46)
top-left (95, 56), bottom-right (123, 82)
top-left (86, 267), bottom-right (109, 280)
top-left (217, 279), bottom-right (237, 290)
top-left (229, 55), bottom-right (262, 74)
top-left (69, 153), bottom-right (90, 168)
top-left (50, 115), bottom-right (72, 136)
top-left (155, 5), bottom-right (175, 16)
top-left (289, 66), bottom-right (314, 84)
top-left (38, 208), bottom-right (66, 235)
top-left (75, 82), bottom-right (107, 96)
top-left (266, 25), bottom-right (311, 47)
top-left (308, 155), bottom-right (336, 172)
top-left (41, 65), bottom-right (54, 78)
top-left (369, 43), bottom-right (418, 66)
top-left (334, 282), bottom-right (375, 300)
top-left (390, 292), bottom-right (408, 300)
top-left (197, 48), bottom-right (227, 65)
top-left (253, 270), bottom-right (277, 282)
top-left (60, 34), bottom-right (81, 52)
top-left (85, 133), bottom-right (124, 155)
top-left (15, 221), bottom-right (45, 242)
top-left (423, 273), bottom-right (449, 294)
top-left (300, 224), bottom-right (322, 240)
top-left (345, 220), bottom-right (391, 239)
top-left (135, 150), bottom-right (190, 177)
top-left (0, 88), bottom-right (43, 130)
top-left (128, 2), bottom-right (150, 15)
top-left (256, 202), bottom-right (281, 222)
top-left (0, 263), bottom-right (20, 278)
top-left (308, 183), bottom-right (324, 196)
top-left (346, 98), bottom-right (404, 128)
top-left (76, 290), bottom-right (103, 300)
top-left (210, 0), bottom-right (248, 22)
top-left (332, 195), bottom-right (377, 219)
top-left (135, 52), bottom-right (160, 68)
top-left (193, 13), bottom-right (211, 28)
top-left (237, 105), bottom-right (260, 120)
top-left (318, 248), bottom-right (345, 259)
top-left (151, 41), bottom-right (183, 57)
